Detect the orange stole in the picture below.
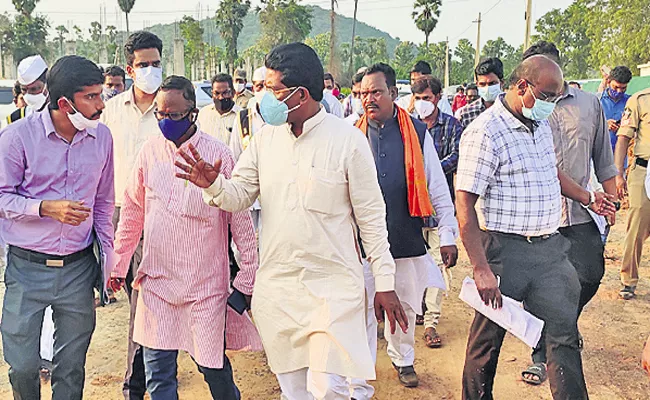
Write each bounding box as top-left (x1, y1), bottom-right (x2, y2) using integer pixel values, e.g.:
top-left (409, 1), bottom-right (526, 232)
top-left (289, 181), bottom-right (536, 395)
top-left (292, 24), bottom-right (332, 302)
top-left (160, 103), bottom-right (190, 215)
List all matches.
top-left (356, 107), bottom-right (434, 217)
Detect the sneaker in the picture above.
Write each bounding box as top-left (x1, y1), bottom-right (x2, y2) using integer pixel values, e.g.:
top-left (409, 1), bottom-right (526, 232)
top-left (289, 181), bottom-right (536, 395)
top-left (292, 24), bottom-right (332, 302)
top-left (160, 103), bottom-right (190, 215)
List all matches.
top-left (392, 363), bottom-right (419, 387)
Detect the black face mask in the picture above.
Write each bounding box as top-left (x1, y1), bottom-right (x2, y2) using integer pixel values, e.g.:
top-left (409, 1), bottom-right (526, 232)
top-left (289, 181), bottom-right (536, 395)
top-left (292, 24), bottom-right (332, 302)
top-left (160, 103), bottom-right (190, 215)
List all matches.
top-left (215, 97), bottom-right (234, 112)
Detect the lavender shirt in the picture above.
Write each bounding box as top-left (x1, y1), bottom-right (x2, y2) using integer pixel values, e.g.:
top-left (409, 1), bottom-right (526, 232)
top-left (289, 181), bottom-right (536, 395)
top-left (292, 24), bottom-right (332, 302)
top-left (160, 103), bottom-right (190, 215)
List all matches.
top-left (0, 110), bottom-right (115, 256)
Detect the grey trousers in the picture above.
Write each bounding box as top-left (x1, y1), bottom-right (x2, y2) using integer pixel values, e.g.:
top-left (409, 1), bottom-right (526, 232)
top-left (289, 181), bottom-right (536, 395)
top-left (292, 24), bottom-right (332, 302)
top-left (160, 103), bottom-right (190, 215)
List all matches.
top-left (1, 249), bottom-right (98, 400)
top-left (462, 231), bottom-right (588, 400)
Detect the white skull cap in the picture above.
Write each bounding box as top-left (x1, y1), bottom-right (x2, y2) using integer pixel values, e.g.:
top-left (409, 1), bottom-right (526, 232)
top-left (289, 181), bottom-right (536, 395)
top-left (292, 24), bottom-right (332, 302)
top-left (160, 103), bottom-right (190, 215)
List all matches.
top-left (252, 66), bottom-right (267, 82)
top-left (17, 55), bottom-right (48, 86)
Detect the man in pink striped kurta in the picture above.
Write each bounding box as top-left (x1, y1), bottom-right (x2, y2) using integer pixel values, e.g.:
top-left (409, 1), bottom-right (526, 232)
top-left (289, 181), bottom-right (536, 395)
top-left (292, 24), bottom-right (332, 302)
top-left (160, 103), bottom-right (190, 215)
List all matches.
top-left (111, 75), bottom-right (261, 400)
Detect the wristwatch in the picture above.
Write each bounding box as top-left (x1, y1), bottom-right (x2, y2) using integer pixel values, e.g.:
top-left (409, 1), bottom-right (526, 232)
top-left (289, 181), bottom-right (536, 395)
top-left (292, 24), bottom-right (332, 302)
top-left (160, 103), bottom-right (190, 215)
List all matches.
top-left (581, 190), bottom-right (596, 209)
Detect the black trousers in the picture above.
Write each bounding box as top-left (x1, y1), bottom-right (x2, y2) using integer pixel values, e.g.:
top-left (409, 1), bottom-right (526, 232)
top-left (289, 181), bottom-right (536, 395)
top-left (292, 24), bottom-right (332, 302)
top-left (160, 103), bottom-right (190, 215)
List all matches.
top-left (462, 231), bottom-right (588, 400)
top-left (531, 221), bottom-right (605, 364)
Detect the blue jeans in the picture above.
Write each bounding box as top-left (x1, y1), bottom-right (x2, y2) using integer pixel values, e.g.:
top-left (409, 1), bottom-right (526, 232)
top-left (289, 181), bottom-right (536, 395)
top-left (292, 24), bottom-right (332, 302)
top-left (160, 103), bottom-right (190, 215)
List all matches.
top-left (142, 348), bottom-right (241, 400)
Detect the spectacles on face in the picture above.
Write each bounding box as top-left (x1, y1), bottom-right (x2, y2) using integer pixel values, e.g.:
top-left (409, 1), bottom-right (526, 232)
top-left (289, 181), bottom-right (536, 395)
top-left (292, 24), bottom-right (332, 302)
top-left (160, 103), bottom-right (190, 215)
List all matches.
top-left (154, 109), bottom-right (192, 121)
top-left (264, 85), bottom-right (299, 100)
top-left (526, 81), bottom-right (562, 103)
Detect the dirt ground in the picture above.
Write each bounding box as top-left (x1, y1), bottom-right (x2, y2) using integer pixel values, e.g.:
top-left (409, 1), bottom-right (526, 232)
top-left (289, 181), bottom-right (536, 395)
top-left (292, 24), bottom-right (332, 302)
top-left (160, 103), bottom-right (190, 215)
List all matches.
top-left (1, 210), bottom-right (650, 399)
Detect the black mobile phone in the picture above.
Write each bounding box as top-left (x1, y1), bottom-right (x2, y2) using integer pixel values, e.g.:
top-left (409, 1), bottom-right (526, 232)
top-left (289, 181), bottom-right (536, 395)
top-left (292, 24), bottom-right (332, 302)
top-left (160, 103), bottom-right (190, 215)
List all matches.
top-left (227, 289), bottom-right (248, 315)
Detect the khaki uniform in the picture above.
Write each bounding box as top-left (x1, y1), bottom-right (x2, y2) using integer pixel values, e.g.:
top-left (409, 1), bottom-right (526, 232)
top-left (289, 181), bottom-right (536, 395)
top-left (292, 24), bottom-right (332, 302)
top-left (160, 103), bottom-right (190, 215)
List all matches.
top-left (233, 89), bottom-right (253, 109)
top-left (618, 88), bottom-right (650, 287)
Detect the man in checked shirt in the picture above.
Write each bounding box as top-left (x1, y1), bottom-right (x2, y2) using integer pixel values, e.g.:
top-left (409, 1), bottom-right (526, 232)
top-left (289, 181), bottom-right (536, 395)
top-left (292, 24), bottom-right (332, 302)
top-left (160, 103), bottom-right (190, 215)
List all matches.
top-left (457, 55), bottom-right (616, 400)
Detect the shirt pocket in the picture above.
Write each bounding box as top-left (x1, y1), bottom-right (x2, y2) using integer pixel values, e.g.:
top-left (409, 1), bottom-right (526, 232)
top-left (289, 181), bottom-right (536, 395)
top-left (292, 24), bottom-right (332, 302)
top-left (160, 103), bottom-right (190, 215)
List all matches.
top-left (179, 184), bottom-right (219, 222)
top-left (304, 167), bottom-right (349, 215)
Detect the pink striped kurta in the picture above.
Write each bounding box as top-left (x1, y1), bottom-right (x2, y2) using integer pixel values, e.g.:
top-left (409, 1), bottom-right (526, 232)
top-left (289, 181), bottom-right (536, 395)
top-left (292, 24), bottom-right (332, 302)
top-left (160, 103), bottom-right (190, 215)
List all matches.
top-left (113, 130), bottom-right (262, 369)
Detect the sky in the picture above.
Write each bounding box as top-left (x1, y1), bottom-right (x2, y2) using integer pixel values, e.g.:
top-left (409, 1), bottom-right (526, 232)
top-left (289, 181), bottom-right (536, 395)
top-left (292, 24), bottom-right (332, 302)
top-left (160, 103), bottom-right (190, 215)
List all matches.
top-left (0, 0), bottom-right (574, 49)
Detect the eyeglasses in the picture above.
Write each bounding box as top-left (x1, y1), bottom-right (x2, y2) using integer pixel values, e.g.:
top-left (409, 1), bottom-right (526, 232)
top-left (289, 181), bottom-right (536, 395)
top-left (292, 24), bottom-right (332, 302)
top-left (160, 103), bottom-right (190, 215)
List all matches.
top-left (264, 86), bottom-right (299, 100)
top-left (526, 81), bottom-right (562, 103)
top-left (154, 109), bottom-right (192, 121)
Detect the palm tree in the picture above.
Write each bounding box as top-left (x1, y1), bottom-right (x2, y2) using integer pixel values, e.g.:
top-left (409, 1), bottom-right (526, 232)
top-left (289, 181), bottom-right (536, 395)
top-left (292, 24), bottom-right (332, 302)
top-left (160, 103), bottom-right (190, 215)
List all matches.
top-left (215, 0), bottom-right (250, 72)
top-left (118, 0), bottom-right (136, 35)
top-left (412, 0), bottom-right (441, 48)
top-left (55, 25), bottom-right (68, 56)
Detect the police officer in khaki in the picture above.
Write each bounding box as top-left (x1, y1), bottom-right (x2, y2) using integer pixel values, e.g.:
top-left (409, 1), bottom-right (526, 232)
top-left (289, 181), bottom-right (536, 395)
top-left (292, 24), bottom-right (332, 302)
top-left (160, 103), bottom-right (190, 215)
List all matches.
top-left (616, 88), bottom-right (650, 299)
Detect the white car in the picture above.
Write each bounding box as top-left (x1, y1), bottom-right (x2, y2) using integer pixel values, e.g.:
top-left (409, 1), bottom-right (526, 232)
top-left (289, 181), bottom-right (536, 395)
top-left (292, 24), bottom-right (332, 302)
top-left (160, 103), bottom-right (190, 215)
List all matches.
top-left (194, 81), bottom-right (213, 109)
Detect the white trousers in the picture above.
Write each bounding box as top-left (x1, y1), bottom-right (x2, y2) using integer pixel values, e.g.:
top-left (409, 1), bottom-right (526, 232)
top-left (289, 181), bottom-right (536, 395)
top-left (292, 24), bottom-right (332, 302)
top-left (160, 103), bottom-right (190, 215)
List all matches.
top-left (423, 229), bottom-right (444, 328)
top-left (277, 368), bottom-right (349, 400)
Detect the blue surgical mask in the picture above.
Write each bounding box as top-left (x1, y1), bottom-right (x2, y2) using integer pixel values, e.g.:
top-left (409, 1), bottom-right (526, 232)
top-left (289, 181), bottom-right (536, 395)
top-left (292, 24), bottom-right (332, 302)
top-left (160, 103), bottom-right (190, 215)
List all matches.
top-left (521, 87), bottom-right (556, 121)
top-left (102, 87), bottom-right (119, 101)
top-left (158, 115), bottom-right (193, 142)
top-left (259, 88), bottom-right (302, 126)
top-left (608, 88), bottom-right (625, 101)
top-left (478, 83), bottom-right (501, 102)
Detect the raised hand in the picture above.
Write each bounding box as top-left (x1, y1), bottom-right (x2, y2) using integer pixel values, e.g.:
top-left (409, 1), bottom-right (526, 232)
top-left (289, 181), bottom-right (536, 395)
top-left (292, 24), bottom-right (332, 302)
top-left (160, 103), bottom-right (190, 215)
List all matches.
top-left (175, 143), bottom-right (222, 189)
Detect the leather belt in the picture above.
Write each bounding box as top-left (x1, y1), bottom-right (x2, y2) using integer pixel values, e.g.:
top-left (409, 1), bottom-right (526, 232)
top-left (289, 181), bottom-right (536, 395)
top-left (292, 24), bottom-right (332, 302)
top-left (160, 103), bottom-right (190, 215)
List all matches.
top-left (491, 231), bottom-right (559, 244)
top-left (9, 245), bottom-right (93, 268)
top-left (636, 157), bottom-right (648, 168)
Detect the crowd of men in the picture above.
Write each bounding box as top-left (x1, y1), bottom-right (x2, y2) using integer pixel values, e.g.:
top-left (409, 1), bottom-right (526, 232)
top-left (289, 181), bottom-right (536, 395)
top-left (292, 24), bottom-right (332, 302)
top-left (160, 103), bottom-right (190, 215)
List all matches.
top-left (0, 29), bottom-right (649, 400)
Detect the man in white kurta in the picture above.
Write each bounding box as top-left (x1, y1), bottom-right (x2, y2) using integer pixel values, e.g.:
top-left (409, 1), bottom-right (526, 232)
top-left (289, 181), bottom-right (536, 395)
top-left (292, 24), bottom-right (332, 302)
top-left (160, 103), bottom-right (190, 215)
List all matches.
top-left (177, 42), bottom-right (408, 400)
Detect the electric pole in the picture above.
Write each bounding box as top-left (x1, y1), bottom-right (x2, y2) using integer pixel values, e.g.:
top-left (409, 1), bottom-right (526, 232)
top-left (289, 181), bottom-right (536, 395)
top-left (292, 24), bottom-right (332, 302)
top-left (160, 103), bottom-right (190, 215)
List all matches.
top-left (444, 36), bottom-right (450, 89)
top-left (524, 0), bottom-right (533, 50)
top-left (349, 0), bottom-right (359, 74)
top-left (474, 12), bottom-right (482, 67)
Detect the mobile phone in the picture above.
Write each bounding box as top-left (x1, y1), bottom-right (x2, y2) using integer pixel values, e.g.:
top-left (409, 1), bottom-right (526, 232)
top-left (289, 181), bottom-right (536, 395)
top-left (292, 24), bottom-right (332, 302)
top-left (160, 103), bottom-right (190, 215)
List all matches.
top-left (616, 119), bottom-right (621, 125)
top-left (227, 289), bottom-right (249, 315)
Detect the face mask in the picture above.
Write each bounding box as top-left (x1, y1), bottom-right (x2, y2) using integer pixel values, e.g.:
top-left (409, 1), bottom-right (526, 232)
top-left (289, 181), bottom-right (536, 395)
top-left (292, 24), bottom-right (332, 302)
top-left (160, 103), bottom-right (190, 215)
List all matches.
top-left (521, 87), bottom-right (556, 121)
top-left (102, 87), bottom-right (119, 101)
top-left (259, 88), bottom-right (302, 126)
top-left (235, 83), bottom-right (245, 93)
top-left (414, 99), bottom-right (435, 119)
top-left (478, 83), bottom-right (501, 102)
top-left (158, 114), bottom-right (193, 142)
top-left (332, 88), bottom-right (340, 98)
top-left (351, 97), bottom-right (364, 116)
top-left (66, 99), bottom-right (100, 131)
top-left (254, 89), bottom-right (266, 104)
top-left (608, 88), bottom-right (625, 101)
top-left (323, 89), bottom-right (332, 96)
top-left (134, 66), bottom-right (162, 94)
top-left (215, 97), bottom-right (234, 112)
top-left (23, 91), bottom-right (47, 109)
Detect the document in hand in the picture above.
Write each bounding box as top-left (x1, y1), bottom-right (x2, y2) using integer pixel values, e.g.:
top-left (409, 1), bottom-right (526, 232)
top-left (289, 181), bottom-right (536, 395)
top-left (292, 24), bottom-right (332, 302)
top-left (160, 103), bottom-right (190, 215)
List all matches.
top-left (459, 276), bottom-right (545, 348)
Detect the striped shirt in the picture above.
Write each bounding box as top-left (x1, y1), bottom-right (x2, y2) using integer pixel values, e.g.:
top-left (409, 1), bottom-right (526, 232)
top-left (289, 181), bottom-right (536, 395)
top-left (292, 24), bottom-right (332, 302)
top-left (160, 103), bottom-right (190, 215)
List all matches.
top-left (113, 130), bottom-right (261, 369)
top-left (456, 94), bottom-right (562, 236)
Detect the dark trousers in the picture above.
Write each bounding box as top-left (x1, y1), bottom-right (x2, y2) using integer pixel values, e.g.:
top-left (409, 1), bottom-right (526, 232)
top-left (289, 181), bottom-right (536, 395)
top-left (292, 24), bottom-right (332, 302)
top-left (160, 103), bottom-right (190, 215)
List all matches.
top-left (531, 221), bottom-right (605, 364)
top-left (142, 347), bottom-right (240, 400)
top-left (1, 250), bottom-right (98, 400)
top-left (462, 231), bottom-right (588, 400)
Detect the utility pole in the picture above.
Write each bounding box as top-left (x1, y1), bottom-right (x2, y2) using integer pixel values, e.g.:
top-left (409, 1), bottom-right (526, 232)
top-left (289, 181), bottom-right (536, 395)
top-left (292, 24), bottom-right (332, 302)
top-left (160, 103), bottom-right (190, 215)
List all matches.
top-left (349, 0), bottom-right (359, 74)
top-left (524, 0), bottom-right (533, 50)
top-left (474, 12), bottom-right (482, 67)
top-left (444, 36), bottom-right (450, 89)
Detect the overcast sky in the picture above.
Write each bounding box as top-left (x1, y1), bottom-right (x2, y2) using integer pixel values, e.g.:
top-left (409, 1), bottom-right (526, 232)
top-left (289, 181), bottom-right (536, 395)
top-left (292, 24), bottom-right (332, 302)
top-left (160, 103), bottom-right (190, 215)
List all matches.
top-left (0, 0), bottom-right (573, 49)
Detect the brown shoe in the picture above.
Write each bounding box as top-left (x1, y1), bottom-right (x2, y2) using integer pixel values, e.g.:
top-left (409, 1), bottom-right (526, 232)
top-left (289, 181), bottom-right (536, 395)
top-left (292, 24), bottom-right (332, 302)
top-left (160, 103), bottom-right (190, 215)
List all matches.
top-left (392, 363), bottom-right (419, 387)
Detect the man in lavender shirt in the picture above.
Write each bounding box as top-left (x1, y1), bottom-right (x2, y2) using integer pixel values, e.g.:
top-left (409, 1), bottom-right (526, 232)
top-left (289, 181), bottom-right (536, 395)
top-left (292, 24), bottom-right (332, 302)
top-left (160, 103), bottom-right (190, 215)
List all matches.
top-left (0, 55), bottom-right (115, 400)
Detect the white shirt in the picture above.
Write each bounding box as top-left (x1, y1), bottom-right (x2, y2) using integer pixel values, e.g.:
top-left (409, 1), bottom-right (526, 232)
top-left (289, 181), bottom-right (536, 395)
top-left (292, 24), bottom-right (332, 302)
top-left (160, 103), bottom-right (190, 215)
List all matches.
top-left (197, 104), bottom-right (241, 145)
top-left (456, 95), bottom-right (561, 236)
top-left (100, 89), bottom-right (160, 206)
top-left (396, 94), bottom-right (453, 116)
top-left (229, 105), bottom-right (265, 162)
top-left (202, 109), bottom-right (394, 379)
top-left (322, 91), bottom-right (344, 118)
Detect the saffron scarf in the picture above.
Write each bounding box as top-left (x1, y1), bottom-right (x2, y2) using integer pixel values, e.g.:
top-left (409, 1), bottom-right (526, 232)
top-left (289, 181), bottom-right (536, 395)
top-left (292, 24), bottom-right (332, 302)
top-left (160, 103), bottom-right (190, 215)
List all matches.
top-left (356, 107), bottom-right (434, 217)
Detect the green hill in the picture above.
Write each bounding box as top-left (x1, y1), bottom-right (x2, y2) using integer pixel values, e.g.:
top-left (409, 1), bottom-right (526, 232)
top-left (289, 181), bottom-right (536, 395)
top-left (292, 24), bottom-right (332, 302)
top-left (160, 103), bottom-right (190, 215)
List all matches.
top-left (145, 5), bottom-right (400, 58)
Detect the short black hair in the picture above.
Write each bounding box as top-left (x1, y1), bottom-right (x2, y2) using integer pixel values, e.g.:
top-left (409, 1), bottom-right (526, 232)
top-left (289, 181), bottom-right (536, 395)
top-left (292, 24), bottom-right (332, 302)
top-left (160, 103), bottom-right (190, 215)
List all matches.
top-left (466, 83), bottom-right (478, 92)
top-left (456, 86), bottom-right (464, 93)
top-left (411, 75), bottom-right (442, 96)
top-left (568, 81), bottom-right (582, 89)
top-left (352, 71), bottom-right (365, 85)
top-left (265, 42), bottom-right (324, 102)
top-left (324, 72), bottom-right (334, 83)
top-left (160, 75), bottom-right (196, 108)
top-left (47, 56), bottom-right (104, 110)
top-left (124, 31), bottom-right (163, 66)
top-left (104, 65), bottom-right (126, 82)
top-left (13, 81), bottom-right (21, 99)
top-left (475, 58), bottom-right (504, 80)
top-left (610, 66), bottom-right (632, 84)
top-left (411, 60), bottom-right (432, 75)
top-left (211, 73), bottom-right (234, 90)
top-left (366, 62), bottom-right (397, 88)
top-left (523, 41), bottom-right (561, 64)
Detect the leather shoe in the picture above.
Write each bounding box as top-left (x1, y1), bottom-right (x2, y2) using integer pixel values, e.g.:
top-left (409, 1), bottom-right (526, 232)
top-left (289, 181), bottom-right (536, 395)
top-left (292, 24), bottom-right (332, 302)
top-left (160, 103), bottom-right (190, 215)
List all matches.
top-left (392, 363), bottom-right (418, 387)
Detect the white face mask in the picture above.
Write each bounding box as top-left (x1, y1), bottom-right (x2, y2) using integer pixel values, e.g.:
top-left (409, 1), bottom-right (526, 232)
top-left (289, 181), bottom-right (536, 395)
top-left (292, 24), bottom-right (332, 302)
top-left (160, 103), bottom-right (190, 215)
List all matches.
top-left (478, 83), bottom-right (502, 102)
top-left (134, 66), bottom-right (162, 94)
top-left (254, 89), bottom-right (267, 103)
top-left (414, 99), bottom-right (435, 119)
top-left (235, 83), bottom-right (245, 93)
top-left (23, 91), bottom-right (47, 110)
top-left (66, 99), bottom-right (100, 131)
top-left (351, 97), bottom-right (364, 116)
top-left (323, 89), bottom-right (332, 95)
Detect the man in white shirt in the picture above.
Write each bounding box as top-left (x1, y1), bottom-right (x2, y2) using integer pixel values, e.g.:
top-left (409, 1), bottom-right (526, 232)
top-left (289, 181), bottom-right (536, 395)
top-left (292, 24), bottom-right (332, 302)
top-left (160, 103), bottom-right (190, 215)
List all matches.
top-left (198, 73), bottom-right (241, 144)
top-left (322, 72), bottom-right (344, 118)
top-left (344, 71), bottom-right (366, 126)
top-left (101, 30), bottom-right (164, 400)
top-left (176, 42), bottom-right (408, 400)
top-left (396, 61), bottom-right (452, 116)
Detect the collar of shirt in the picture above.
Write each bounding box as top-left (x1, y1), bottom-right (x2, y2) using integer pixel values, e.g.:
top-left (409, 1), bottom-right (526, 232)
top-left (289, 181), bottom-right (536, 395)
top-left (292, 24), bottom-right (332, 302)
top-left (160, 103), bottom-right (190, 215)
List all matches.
top-left (40, 109), bottom-right (96, 141)
top-left (493, 93), bottom-right (540, 134)
top-left (286, 108), bottom-right (327, 140)
top-left (123, 87), bottom-right (157, 115)
top-left (558, 82), bottom-right (577, 103)
top-left (368, 106), bottom-right (398, 129)
top-left (207, 103), bottom-right (241, 118)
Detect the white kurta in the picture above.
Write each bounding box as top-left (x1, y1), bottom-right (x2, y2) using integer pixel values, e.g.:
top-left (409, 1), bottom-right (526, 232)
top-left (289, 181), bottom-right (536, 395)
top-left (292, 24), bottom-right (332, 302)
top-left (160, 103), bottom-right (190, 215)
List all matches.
top-left (203, 109), bottom-right (395, 379)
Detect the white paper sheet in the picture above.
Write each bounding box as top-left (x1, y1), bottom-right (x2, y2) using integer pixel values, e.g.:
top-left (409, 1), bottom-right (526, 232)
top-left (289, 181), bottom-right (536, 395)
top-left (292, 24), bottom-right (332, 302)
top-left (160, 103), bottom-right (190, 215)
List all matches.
top-left (426, 253), bottom-right (447, 291)
top-left (459, 277), bottom-right (545, 348)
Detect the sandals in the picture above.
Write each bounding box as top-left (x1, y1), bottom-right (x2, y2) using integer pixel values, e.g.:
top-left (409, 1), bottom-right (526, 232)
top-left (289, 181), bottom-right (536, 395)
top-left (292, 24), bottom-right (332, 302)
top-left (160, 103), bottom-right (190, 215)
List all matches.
top-left (522, 362), bottom-right (547, 385)
top-left (423, 327), bottom-right (442, 348)
top-left (619, 285), bottom-right (636, 300)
